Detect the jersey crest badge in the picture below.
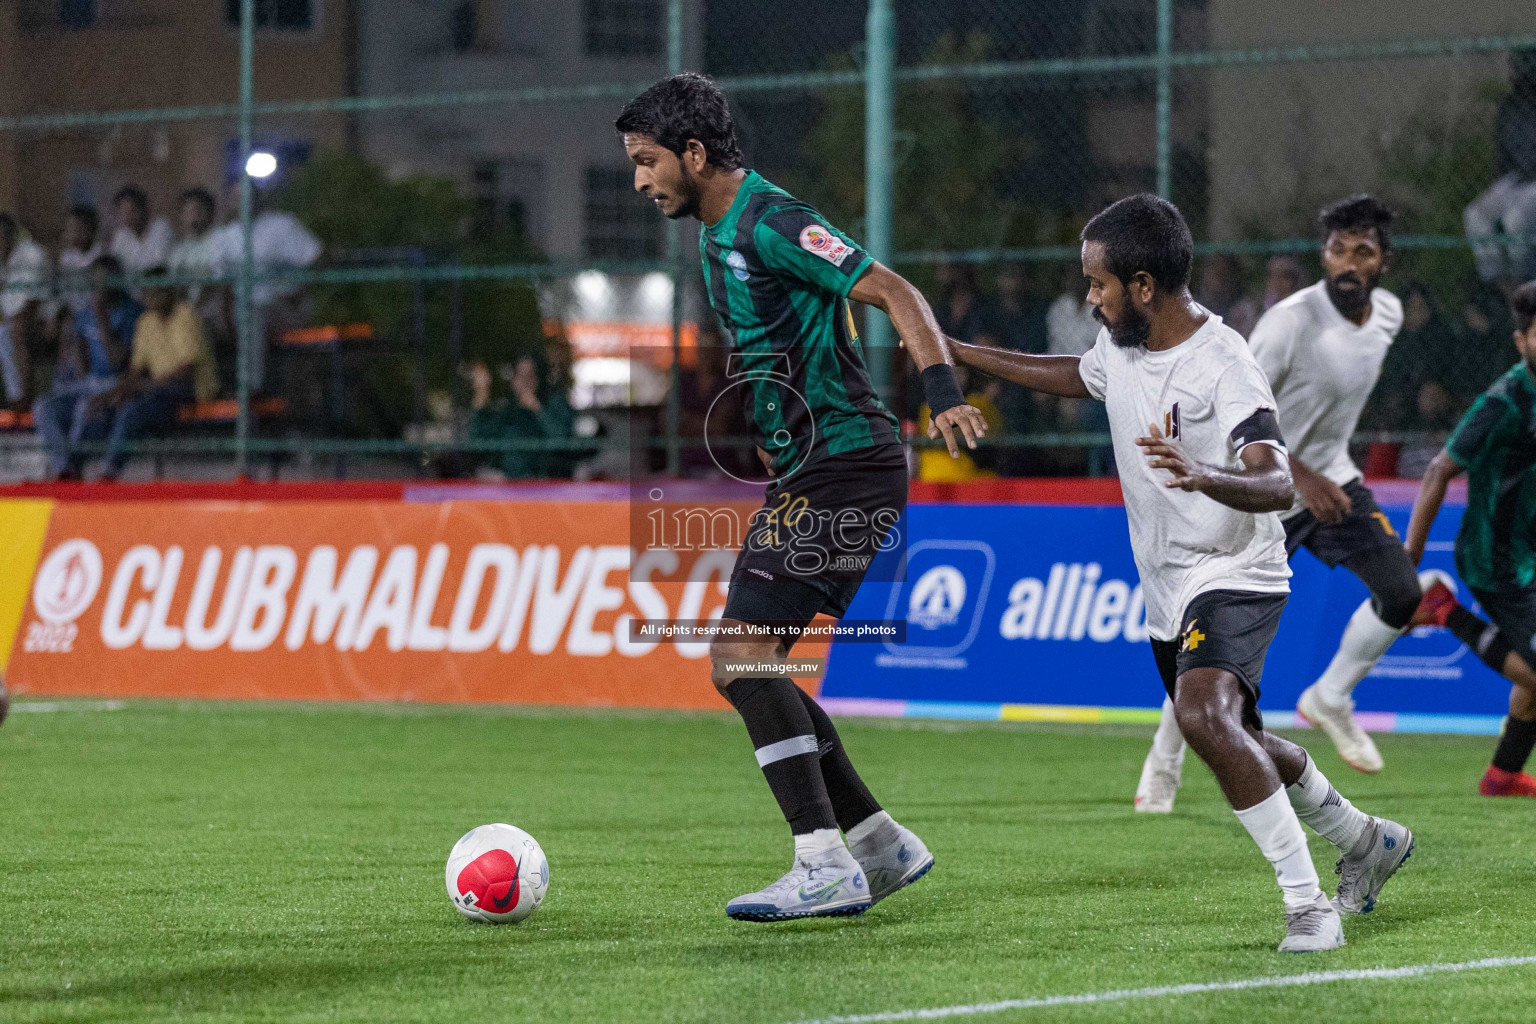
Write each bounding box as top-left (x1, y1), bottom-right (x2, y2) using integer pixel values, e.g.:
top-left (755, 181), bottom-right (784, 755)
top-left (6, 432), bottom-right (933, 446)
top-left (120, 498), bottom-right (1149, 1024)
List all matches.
top-left (799, 224), bottom-right (853, 267)
top-left (1163, 402), bottom-right (1181, 440)
top-left (726, 250), bottom-right (750, 281)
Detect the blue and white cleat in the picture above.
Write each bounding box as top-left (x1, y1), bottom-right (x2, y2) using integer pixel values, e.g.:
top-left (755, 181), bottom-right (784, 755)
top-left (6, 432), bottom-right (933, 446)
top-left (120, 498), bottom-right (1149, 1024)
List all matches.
top-left (725, 849), bottom-right (872, 922)
top-left (848, 818), bottom-right (934, 905)
top-left (1333, 816), bottom-right (1414, 915)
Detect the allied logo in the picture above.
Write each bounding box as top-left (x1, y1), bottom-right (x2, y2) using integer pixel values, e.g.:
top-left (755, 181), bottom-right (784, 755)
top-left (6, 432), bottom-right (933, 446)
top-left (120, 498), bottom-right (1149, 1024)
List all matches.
top-left (909, 565), bottom-right (967, 630)
top-left (798, 224), bottom-right (853, 267)
top-left (32, 538), bottom-right (103, 626)
top-left (726, 249), bottom-right (750, 281)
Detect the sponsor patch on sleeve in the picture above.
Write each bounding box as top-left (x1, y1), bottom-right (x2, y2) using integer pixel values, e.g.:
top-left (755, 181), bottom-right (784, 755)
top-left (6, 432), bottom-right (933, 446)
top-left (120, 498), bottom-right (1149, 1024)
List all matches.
top-left (798, 224), bottom-right (854, 267)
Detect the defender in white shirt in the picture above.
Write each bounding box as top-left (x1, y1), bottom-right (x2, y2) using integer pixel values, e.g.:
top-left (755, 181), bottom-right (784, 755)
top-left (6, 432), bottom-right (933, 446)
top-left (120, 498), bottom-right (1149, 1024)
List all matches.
top-left (1137, 198), bottom-right (1448, 794)
top-left (950, 195), bottom-right (1412, 951)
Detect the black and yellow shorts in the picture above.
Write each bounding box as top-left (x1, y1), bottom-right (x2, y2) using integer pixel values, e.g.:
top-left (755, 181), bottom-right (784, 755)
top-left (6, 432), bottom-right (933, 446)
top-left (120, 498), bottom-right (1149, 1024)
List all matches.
top-left (1151, 588), bottom-right (1288, 733)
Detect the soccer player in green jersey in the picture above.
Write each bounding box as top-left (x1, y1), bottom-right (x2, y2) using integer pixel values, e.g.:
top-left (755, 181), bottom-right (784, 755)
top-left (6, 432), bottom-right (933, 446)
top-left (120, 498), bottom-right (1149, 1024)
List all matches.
top-left (616, 73), bottom-right (987, 921)
top-left (1406, 279), bottom-right (1536, 797)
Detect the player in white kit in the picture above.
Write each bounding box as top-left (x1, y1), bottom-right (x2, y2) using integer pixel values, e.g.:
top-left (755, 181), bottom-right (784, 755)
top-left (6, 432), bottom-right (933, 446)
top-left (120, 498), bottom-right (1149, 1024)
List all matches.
top-left (947, 195), bottom-right (1413, 951)
top-left (1134, 197), bottom-right (1449, 805)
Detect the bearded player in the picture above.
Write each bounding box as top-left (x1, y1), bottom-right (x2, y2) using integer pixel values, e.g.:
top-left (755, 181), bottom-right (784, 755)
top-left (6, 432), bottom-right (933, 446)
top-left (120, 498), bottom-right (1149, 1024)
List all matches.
top-left (949, 194), bottom-right (1413, 951)
top-left (617, 74), bottom-right (987, 921)
top-left (1135, 196), bottom-right (1450, 810)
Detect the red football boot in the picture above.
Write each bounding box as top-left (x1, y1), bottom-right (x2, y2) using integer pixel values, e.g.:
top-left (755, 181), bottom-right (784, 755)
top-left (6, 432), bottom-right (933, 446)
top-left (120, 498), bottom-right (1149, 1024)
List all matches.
top-left (1479, 765), bottom-right (1536, 797)
top-left (1411, 580), bottom-right (1458, 629)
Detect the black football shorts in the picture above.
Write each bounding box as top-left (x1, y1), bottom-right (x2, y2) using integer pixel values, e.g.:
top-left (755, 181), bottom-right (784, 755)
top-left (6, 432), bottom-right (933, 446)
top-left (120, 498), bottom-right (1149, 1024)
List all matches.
top-left (1151, 588), bottom-right (1288, 733)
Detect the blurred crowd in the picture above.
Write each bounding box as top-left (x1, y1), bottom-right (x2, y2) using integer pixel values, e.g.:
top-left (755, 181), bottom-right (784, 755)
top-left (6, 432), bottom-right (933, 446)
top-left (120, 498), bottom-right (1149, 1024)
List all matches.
top-left (0, 184), bottom-right (320, 479)
top-left (907, 256), bottom-right (1528, 482)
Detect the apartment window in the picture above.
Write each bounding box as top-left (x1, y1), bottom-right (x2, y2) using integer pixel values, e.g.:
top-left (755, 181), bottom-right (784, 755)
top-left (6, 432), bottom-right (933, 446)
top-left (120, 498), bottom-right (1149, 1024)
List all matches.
top-left (20, 0), bottom-right (156, 30)
top-left (58, 0), bottom-right (94, 28)
top-left (585, 166), bottom-right (660, 260)
top-left (224, 0), bottom-right (314, 31)
top-left (472, 159), bottom-right (545, 245)
top-left (585, 0), bottom-right (660, 58)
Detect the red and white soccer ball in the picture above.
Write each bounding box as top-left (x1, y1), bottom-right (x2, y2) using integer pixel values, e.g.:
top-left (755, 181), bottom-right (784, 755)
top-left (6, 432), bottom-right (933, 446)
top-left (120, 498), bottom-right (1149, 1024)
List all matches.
top-left (446, 823), bottom-right (549, 923)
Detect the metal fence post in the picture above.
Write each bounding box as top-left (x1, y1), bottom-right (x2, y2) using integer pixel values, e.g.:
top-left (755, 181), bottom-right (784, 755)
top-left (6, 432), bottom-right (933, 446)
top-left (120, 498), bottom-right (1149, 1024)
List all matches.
top-left (863, 0), bottom-right (896, 395)
top-left (1155, 0), bottom-right (1173, 199)
top-left (235, 0), bottom-right (256, 478)
top-left (665, 0), bottom-right (685, 477)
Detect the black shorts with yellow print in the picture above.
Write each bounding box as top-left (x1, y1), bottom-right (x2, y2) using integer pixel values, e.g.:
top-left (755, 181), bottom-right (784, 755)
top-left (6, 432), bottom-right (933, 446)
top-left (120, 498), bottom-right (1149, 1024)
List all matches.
top-left (1151, 589), bottom-right (1288, 733)
top-left (1282, 479), bottom-right (1402, 567)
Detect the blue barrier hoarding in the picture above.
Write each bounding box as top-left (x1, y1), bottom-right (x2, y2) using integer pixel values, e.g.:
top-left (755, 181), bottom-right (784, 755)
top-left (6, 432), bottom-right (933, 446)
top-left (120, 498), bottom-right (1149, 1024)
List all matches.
top-left (822, 497), bottom-right (1512, 732)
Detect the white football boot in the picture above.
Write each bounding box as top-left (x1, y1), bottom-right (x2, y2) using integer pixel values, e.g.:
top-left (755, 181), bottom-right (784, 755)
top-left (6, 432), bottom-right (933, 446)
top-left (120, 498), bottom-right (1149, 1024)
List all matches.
top-left (847, 817), bottom-right (934, 905)
top-left (1296, 685), bottom-right (1384, 774)
top-left (1278, 891), bottom-right (1346, 953)
top-left (725, 846), bottom-right (872, 922)
top-left (1333, 816), bottom-right (1414, 915)
top-left (1133, 747), bottom-right (1183, 813)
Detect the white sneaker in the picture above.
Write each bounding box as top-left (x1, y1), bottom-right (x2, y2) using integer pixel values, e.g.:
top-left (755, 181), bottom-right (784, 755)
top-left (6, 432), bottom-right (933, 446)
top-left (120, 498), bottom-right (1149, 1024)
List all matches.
top-left (725, 847), bottom-right (872, 922)
top-left (847, 819), bottom-right (934, 905)
top-left (1297, 684), bottom-right (1384, 774)
top-left (1278, 891), bottom-right (1346, 953)
top-left (1133, 748), bottom-right (1182, 813)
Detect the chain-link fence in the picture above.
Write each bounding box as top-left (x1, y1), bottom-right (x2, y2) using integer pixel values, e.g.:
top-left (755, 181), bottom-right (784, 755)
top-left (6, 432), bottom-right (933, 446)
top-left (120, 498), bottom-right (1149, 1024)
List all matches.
top-left (0, 1), bottom-right (1532, 482)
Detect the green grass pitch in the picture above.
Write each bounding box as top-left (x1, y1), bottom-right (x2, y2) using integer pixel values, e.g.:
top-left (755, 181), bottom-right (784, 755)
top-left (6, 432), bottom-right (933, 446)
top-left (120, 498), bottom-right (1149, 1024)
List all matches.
top-left (1, 699), bottom-right (1532, 1023)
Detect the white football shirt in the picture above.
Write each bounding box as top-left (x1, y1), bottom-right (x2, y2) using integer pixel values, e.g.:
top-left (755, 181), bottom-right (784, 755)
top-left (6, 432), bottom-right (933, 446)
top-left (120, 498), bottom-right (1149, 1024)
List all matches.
top-left (1078, 314), bottom-right (1291, 641)
top-left (1248, 281), bottom-right (1402, 519)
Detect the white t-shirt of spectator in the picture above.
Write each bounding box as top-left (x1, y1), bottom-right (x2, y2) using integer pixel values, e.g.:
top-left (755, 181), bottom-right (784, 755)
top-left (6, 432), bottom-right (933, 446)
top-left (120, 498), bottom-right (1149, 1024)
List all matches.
top-left (1077, 314), bottom-right (1291, 641)
top-left (2, 234), bottom-right (51, 319)
top-left (1249, 280), bottom-right (1404, 519)
top-left (217, 212), bottom-right (322, 307)
top-left (1047, 292), bottom-right (1102, 356)
top-left (109, 217), bottom-right (174, 273)
top-left (54, 242), bottom-right (102, 317)
top-left (168, 232), bottom-right (224, 304)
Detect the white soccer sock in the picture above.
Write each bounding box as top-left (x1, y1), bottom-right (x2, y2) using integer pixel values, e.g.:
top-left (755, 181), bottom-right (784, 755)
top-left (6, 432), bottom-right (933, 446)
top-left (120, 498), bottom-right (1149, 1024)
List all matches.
top-left (1286, 756), bottom-right (1370, 851)
top-left (794, 828), bottom-right (845, 862)
top-left (1315, 598), bottom-right (1405, 707)
top-left (1150, 696), bottom-right (1187, 764)
top-left (1234, 787), bottom-right (1321, 911)
top-left (845, 810), bottom-right (894, 847)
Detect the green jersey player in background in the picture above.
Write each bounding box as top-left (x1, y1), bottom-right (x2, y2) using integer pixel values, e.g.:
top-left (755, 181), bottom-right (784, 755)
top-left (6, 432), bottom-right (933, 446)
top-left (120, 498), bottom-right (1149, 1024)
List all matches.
top-left (616, 73), bottom-right (987, 921)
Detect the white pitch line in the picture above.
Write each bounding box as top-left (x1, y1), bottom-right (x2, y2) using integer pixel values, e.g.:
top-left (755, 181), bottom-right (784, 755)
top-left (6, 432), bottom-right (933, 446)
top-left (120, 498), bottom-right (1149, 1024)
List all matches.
top-left (10, 700), bottom-right (127, 713)
top-left (781, 956), bottom-right (1536, 1024)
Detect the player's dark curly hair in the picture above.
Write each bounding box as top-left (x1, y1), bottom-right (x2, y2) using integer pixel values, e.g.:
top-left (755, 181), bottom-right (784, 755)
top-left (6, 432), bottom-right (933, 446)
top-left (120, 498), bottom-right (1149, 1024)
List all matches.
top-left (1514, 279), bottom-right (1536, 334)
top-left (1080, 193), bottom-right (1193, 292)
top-left (615, 73), bottom-right (745, 171)
top-left (1320, 194), bottom-right (1394, 251)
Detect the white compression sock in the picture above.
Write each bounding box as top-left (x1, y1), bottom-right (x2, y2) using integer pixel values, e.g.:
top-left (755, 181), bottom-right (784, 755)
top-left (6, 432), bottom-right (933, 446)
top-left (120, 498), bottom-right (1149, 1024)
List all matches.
top-left (845, 810), bottom-right (894, 847)
top-left (1315, 598), bottom-right (1405, 706)
top-left (794, 828), bottom-right (845, 862)
top-left (1234, 788), bottom-right (1321, 911)
top-left (1150, 695), bottom-right (1187, 764)
top-left (1286, 756), bottom-right (1370, 851)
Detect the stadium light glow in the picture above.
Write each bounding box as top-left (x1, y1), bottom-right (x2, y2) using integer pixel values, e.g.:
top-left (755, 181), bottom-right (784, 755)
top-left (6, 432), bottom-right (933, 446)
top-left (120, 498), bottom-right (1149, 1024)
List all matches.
top-left (638, 272), bottom-right (673, 317)
top-left (245, 151), bottom-right (278, 179)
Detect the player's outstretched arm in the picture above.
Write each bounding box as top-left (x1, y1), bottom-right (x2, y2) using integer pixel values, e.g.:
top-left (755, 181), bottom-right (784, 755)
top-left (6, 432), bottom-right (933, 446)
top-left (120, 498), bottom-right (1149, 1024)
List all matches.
top-left (1405, 450), bottom-right (1461, 565)
top-left (847, 262), bottom-right (988, 458)
top-left (1137, 423), bottom-right (1294, 513)
top-left (947, 339), bottom-right (1091, 399)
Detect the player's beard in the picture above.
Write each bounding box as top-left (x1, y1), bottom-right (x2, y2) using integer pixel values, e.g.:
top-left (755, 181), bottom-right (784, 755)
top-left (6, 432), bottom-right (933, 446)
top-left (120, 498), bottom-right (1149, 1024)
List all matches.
top-left (666, 165), bottom-right (703, 220)
top-left (1095, 302), bottom-right (1152, 349)
top-left (1326, 270), bottom-right (1378, 321)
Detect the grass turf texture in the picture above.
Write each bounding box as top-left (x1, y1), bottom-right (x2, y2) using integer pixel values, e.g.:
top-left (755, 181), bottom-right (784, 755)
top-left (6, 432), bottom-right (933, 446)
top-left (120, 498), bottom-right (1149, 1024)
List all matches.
top-left (1, 700), bottom-right (1532, 1024)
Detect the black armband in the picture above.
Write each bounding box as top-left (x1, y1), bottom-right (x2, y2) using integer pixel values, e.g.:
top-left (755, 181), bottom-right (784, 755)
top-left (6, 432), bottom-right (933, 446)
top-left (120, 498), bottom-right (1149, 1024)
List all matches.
top-left (1229, 407), bottom-right (1284, 451)
top-left (921, 364), bottom-right (966, 418)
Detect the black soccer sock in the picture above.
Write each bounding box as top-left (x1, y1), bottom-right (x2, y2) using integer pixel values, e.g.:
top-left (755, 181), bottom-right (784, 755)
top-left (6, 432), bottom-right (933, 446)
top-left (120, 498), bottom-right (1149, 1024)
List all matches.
top-left (796, 686), bottom-right (883, 833)
top-left (1493, 716), bottom-right (1536, 774)
top-left (724, 677), bottom-right (838, 835)
top-left (1445, 607), bottom-right (1515, 674)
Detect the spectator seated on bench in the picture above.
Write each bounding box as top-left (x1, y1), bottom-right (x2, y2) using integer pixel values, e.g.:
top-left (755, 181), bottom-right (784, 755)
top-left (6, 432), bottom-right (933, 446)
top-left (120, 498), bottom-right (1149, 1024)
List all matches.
top-left (33, 256), bottom-right (140, 481)
top-left (83, 270), bottom-right (217, 481)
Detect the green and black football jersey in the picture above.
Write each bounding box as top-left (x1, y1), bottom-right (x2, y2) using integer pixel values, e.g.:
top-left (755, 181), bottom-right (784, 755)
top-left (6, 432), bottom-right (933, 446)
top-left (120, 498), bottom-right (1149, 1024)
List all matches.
top-left (1447, 361), bottom-right (1536, 589)
top-left (699, 171), bottom-right (900, 474)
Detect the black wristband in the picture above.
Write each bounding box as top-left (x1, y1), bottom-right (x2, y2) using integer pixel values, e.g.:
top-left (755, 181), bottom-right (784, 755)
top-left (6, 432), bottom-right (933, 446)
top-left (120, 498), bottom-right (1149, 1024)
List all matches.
top-left (921, 364), bottom-right (966, 418)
